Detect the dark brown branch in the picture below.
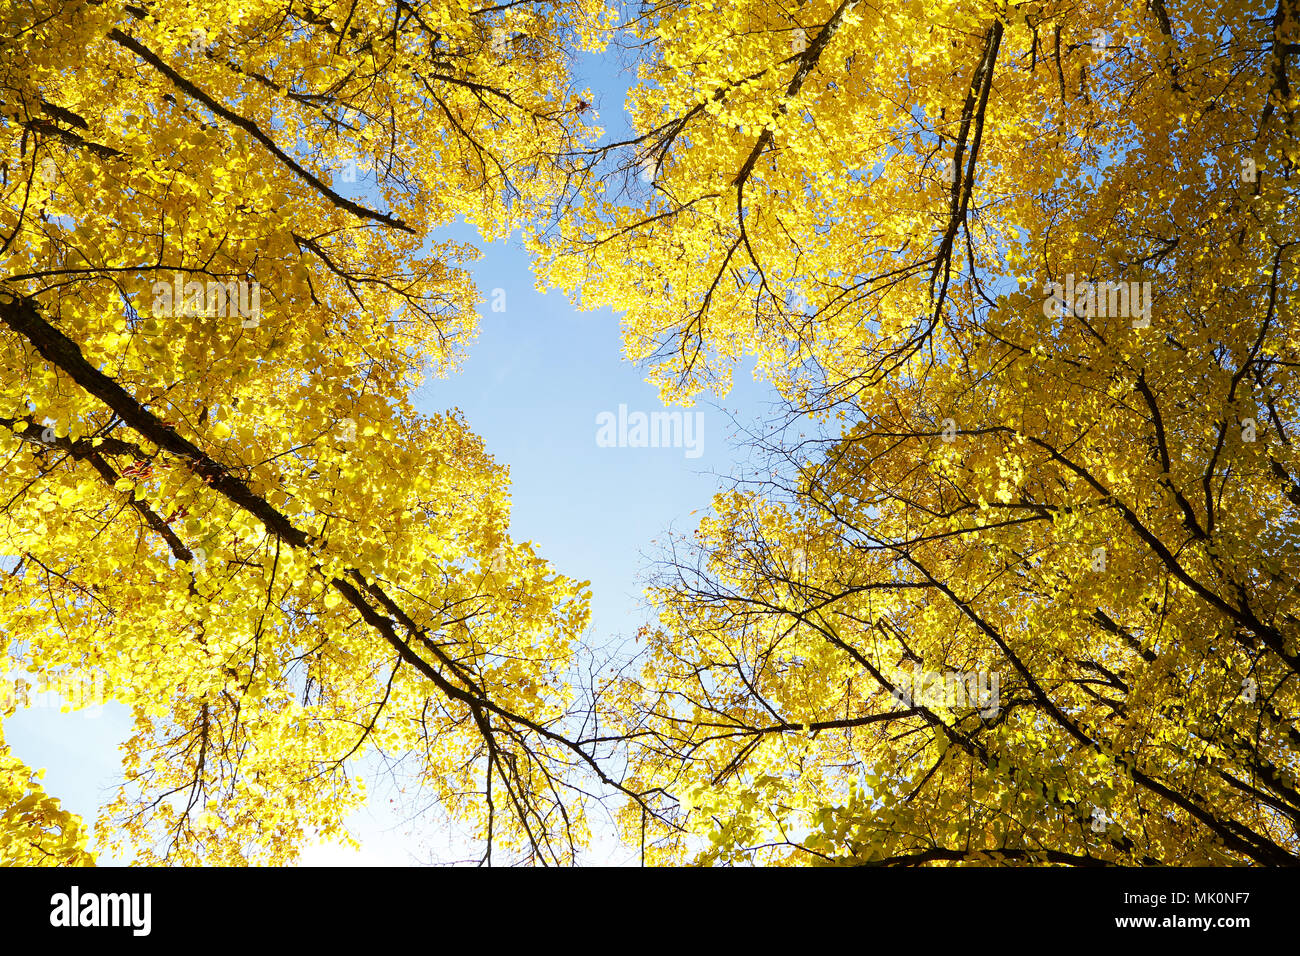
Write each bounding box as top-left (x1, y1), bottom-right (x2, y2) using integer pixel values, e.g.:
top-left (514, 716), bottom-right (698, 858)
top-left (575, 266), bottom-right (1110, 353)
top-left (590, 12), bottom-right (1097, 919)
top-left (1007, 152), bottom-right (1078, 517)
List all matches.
top-left (106, 29), bottom-right (413, 234)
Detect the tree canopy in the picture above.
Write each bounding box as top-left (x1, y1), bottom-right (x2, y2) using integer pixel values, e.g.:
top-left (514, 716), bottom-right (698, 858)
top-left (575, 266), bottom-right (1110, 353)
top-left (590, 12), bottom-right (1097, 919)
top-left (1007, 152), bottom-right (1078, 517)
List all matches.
top-left (1, 0), bottom-right (612, 865)
top-left (539, 0), bottom-right (1300, 865)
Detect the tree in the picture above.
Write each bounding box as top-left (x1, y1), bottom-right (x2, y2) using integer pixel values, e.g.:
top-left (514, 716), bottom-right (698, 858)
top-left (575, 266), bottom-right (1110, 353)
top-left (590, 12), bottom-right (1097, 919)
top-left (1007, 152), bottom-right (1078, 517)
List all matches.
top-left (540, 0), bottom-right (1300, 863)
top-left (0, 0), bottom-right (621, 865)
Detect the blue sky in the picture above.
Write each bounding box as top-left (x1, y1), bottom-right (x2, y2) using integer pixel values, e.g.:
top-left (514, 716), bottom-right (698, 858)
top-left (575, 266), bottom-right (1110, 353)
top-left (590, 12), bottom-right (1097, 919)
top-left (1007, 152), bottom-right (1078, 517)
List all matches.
top-left (2, 39), bottom-right (782, 866)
